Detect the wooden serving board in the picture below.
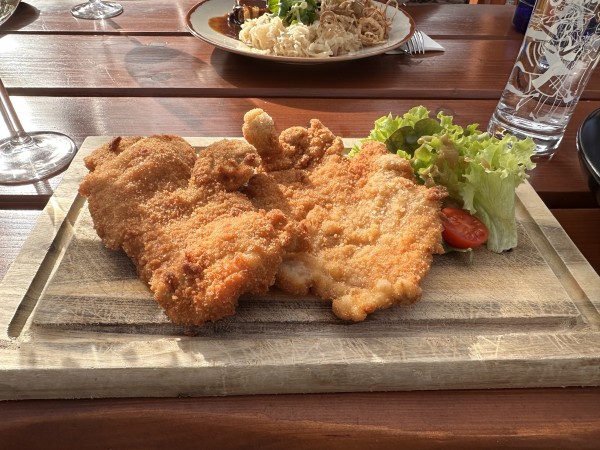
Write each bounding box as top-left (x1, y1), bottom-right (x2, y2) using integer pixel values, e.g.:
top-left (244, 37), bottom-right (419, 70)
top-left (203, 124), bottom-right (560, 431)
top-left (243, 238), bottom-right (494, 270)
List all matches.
top-left (1, 136), bottom-right (599, 400)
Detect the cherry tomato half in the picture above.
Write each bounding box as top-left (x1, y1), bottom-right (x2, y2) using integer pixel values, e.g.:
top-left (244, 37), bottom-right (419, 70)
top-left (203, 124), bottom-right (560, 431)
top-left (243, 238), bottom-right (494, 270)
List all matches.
top-left (440, 207), bottom-right (489, 249)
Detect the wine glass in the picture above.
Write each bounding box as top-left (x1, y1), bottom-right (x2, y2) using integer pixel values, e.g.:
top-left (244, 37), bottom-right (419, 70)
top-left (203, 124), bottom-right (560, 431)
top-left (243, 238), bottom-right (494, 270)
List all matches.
top-left (0, 78), bottom-right (77, 185)
top-left (71, 0), bottom-right (123, 20)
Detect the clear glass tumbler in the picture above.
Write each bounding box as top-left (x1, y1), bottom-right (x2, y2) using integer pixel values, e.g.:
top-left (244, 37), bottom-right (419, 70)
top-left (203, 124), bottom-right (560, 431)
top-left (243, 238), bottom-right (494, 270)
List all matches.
top-left (489, 0), bottom-right (600, 158)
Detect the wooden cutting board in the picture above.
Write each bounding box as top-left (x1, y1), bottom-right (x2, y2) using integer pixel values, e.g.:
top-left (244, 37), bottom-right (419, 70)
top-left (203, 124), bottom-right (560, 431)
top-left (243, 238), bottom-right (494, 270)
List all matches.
top-left (1, 136), bottom-right (599, 400)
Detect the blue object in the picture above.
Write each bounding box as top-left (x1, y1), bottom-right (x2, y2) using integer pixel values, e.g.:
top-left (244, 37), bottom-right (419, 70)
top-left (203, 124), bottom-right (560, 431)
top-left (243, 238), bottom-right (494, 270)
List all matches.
top-left (512, 0), bottom-right (535, 34)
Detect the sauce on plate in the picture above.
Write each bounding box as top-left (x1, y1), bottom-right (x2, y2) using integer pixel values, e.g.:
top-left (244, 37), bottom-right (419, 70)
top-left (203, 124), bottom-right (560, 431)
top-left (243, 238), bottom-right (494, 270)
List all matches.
top-left (209, 0), bottom-right (269, 40)
top-left (208, 15), bottom-right (241, 40)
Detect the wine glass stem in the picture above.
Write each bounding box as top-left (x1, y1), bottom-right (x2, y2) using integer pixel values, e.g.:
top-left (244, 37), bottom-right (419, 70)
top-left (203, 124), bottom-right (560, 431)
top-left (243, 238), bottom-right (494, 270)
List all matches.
top-left (0, 78), bottom-right (32, 145)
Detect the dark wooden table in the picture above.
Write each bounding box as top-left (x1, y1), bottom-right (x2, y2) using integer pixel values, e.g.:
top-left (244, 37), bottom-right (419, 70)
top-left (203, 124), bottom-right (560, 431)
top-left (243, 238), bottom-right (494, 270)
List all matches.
top-left (1, 1), bottom-right (599, 448)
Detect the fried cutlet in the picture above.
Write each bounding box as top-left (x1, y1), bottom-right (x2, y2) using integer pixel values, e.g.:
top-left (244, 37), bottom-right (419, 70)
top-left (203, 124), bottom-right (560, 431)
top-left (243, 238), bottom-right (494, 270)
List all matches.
top-left (242, 109), bottom-right (446, 321)
top-left (80, 111), bottom-right (446, 325)
top-left (79, 135), bottom-right (301, 325)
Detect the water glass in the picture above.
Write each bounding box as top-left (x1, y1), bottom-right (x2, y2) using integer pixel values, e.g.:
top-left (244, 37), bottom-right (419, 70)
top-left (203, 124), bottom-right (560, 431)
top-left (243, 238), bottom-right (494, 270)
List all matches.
top-left (489, 0), bottom-right (600, 158)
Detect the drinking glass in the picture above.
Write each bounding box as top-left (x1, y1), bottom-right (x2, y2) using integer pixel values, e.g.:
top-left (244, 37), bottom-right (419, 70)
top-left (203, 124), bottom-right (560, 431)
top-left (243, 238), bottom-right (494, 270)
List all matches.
top-left (0, 78), bottom-right (77, 185)
top-left (71, 0), bottom-right (123, 20)
top-left (488, 0), bottom-right (600, 158)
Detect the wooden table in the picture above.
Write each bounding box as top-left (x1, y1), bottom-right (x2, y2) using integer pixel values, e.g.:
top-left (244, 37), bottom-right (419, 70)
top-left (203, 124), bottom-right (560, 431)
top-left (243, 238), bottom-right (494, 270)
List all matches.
top-left (1, 1), bottom-right (599, 448)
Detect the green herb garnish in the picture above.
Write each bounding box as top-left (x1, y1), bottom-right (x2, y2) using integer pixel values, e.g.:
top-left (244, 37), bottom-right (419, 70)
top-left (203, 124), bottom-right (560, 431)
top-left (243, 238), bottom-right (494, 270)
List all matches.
top-left (268, 0), bottom-right (320, 25)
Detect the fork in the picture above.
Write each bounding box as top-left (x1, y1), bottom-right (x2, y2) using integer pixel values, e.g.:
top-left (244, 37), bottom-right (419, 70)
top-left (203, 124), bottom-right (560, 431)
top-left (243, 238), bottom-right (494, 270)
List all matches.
top-left (405, 29), bottom-right (425, 55)
top-left (386, 29), bottom-right (426, 55)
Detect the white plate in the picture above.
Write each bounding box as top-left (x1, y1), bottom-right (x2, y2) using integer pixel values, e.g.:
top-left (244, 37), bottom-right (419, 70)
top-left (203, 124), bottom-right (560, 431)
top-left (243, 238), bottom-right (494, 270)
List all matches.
top-left (0, 0), bottom-right (20, 27)
top-left (185, 0), bottom-right (415, 64)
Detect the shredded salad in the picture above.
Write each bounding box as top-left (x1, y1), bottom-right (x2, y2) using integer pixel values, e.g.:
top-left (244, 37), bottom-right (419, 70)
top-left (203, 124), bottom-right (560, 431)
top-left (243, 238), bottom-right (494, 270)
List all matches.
top-left (239, 0), bottom-right (396, 57)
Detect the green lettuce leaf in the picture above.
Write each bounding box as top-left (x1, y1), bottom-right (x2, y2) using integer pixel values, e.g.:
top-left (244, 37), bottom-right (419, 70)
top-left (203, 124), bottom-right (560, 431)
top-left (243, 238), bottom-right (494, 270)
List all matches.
top-left (357, 106), bottom-right (536, 252)
top-left (268, 0), bottom-right (319, 25)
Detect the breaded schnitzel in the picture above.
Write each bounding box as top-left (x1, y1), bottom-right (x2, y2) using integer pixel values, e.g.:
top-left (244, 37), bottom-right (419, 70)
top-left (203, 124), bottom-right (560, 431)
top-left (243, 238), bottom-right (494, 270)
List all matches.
top-left (243, 109), bottom-right (446, 321)
top-left (80, 111), bottom-right (445, 325)
top-left (79, 135), bottom-right (300, 325)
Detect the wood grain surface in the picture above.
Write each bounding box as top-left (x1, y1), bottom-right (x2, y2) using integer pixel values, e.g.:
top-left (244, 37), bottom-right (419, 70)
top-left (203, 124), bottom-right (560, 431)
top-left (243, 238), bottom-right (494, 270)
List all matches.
top-left (0, 210), bottom-right (40, 280)
top-left (1, 1), bottom-right (599, 445)
top-left (1, 3), bottom-right (522, 37)
top-left (1, 98), bottom-right (598, 208)
top-left (1, 388), bottom-right (599, 450)
top-left (1, 136), bottom-right (598, 400)
top-left (0, 4), bottom-right (597, 100)
top-left (1, 36), bottom-right (532, 99)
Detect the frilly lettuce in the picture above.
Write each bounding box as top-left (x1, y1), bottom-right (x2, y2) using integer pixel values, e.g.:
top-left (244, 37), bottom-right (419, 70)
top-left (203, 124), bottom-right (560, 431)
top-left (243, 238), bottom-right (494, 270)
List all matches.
top-left (268, 0), bottom-right (320, 25)
top-left (354, 106), bottom-right (536, 253)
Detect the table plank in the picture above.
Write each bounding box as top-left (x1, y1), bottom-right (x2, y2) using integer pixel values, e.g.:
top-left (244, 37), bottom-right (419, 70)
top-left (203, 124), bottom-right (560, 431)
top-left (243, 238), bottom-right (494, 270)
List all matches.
top-left (1, 389), bottom-right (599, 449)
top-left (3, 2), bottom-right (523, 39)
top-left (1, 97), bottom-right (598, 208)
top-left (0, 35), bottom-right (577, 99)
top-left (3, 33), bottom-right (597, 100)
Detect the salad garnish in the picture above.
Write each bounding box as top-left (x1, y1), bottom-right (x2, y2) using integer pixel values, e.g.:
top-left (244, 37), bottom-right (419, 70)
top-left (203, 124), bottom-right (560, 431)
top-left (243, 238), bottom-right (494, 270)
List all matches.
top-left (268, 0), bottom-right (320, 26)
top-left (353, 106), bottom-right (536, 253)
top-left (238, 0), bottom-right (395, 57)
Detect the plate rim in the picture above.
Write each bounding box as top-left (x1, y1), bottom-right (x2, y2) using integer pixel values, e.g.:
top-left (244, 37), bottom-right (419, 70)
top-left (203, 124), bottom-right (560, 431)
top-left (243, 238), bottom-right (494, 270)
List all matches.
top-left (184, 0), bottom-right (415, 64)
top-left (0, 0), bottom-right (21, 27)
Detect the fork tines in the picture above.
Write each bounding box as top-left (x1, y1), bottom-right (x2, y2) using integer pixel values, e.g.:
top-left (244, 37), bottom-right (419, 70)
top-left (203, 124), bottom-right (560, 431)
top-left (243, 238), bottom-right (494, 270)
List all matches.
top-left (411, 30), bottom-right (425, 54)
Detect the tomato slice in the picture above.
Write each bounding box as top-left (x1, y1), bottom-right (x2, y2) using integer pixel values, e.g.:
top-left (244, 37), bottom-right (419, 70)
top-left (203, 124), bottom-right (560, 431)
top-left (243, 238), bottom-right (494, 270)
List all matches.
top-left (440, 207), bottom-right (489, 249)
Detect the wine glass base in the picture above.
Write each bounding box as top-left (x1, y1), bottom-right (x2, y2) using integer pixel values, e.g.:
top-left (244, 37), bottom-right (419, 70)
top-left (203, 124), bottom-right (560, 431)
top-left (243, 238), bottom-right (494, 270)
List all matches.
top-left (0, 132), bottom-right (77, 185)
top-left (71, 1), bottom-right (123, 20)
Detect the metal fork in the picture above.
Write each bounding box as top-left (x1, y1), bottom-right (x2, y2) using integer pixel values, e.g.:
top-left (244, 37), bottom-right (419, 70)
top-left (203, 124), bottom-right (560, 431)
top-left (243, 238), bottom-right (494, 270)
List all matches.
top-left (405, 29), bottom-right (425, 55)
top-left (386, 29), bottom-right (425, 55)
